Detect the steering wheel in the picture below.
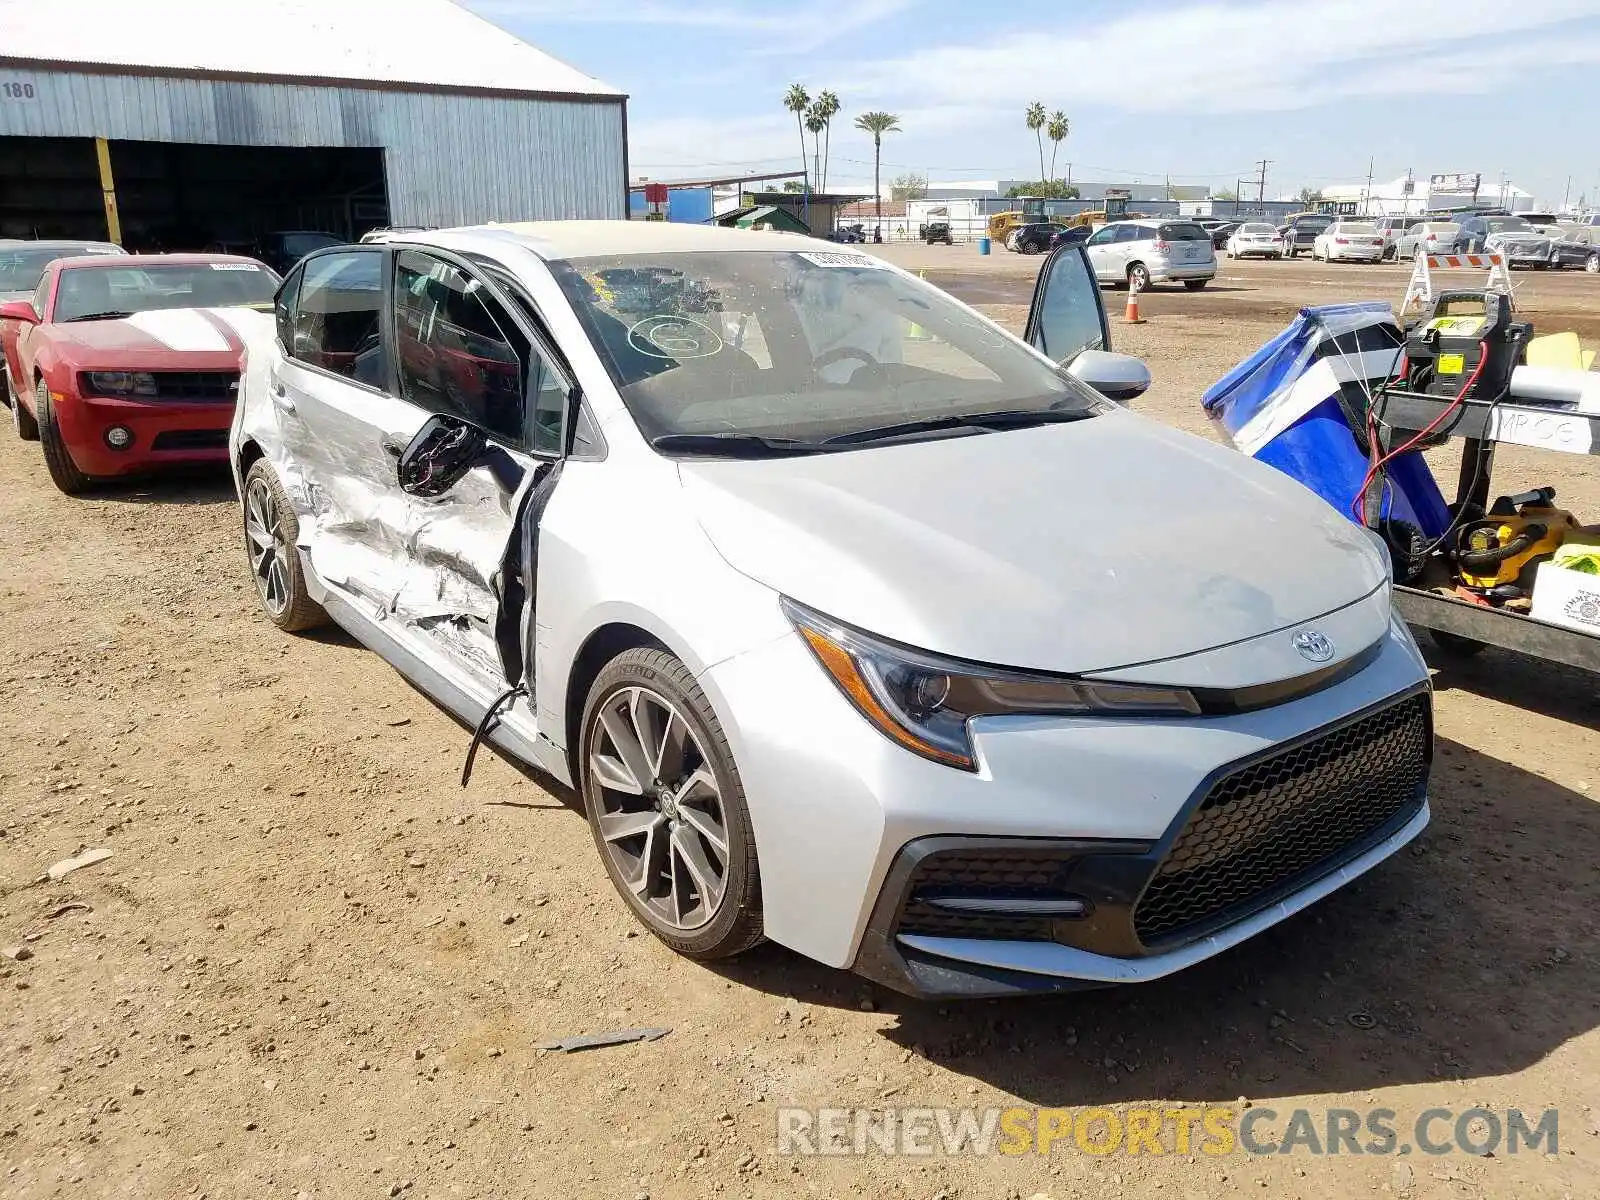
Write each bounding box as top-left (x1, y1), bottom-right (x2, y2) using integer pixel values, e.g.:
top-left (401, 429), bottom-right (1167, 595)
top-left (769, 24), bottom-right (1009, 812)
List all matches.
top-left (813, 346), bottom-right (878, 377)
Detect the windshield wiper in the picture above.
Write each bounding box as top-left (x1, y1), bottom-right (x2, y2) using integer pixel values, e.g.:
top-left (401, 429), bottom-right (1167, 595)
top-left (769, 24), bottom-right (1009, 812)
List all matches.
top-left (651, 432), bottom-right (822, 458)
top-left (63, 310), bottom-right (134, 323)
top-left (822, 406), bottom-right (1096, 447)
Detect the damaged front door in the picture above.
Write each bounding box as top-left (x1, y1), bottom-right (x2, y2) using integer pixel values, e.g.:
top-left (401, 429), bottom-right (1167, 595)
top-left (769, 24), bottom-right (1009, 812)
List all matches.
top-left (377, 248), bottom-right (570, 687)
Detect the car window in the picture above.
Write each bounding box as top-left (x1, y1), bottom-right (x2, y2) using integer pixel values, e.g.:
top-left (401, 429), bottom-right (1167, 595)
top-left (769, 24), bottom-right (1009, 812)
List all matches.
top-left (1085, 227), bottom-right (1117, 247)
top-left (290, 250), bottom-right (386, 386)
top-left (1032, 248), bottom-right (1104, 362)
top-left (1159, 223), bottom-right (1208, 241)
top-left (53, 261), bottom-right (278, 322)
top-left (280, 233), bottom-right (342, 260)
top-left (394, 249), bottom-right (565, 451)
top-left (1114, 225), bottom-right (1146, 243)
top-left (1240, 223), bottom-right (1276, 235)
top-left (33, 272), bottom-right (52, 318)
top-left (0, 246), bottom-right (110, 293)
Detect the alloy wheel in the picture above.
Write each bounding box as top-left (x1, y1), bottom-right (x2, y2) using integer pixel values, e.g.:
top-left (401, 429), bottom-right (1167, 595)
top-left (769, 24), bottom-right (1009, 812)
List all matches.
top-left (1588, 253), bottom-right (1599, 274)
top-left (245, 475), bottom-right (291, 616)
top-left (589, 686), bottom-right (730, 931)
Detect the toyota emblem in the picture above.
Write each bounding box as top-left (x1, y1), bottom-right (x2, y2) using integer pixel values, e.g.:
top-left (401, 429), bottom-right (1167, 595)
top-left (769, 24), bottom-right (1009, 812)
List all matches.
top-left (1293, 630), bottom-right (1336, 663)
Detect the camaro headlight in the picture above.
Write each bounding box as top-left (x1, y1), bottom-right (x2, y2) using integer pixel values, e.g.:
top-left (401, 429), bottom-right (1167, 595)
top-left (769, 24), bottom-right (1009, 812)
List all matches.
top-left (86, 371), bottom-right (159, 397)
top-left (783, 598), bottom-right (1199, 771)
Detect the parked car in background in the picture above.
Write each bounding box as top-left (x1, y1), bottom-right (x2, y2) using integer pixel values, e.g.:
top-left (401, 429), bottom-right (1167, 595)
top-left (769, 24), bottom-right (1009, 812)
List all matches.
top-left (0, 253), bottom-right (278, 492)
top-left (920, 221), bottom-right (953, 245)
top-left (1084, 220), bottom-right (1217, 290)
top-left (1206, 221), bottom-right (1240, 249)
top-left (229, 222), bottom-right (1430, 999)
top-left (1566, 226), bottom-right (1600, 273)
top-left (360, 226), bottom-right (436, 244)
top-left (1277, 213), bottom-right (1333, 258)
top-left (1449, 214), bottom-right (1554, 268)
top-left (1394, 222), bottom-right (1459, 261)
top-left (1370, 216), bottom-right (1419, 260)
top-left (1011, 222), bottom-right (1076, 254)
top-left (251, 230), bottom-right (342, 275)
top-left (1312, 220), bottom-right (1385, 263)
top-left (1, 239), bottom-right (126, 408)
top-left (1224, 222), bottom-right (1283, 259)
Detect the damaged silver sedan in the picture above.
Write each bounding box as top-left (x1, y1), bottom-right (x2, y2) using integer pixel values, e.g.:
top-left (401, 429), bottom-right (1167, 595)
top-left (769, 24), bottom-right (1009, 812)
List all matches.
top-left (231, 223), bottom-right (1430, 999)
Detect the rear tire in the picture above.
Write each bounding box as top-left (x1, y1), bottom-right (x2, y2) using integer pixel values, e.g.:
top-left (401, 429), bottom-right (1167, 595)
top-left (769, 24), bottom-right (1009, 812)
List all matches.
top-left (1587, 252), bottom-right (1599, 274)
top-left (1430, 629), bottom-right (1488, 658)
top-left (1127, 262), bottom-right (1151, 292)
top-left (1184, 279), bottom-right (1208, 291)
top-left (243, 459), bottom-right (326, 632)
top-left (12, 374), bottom-right (39, 440)
top-left (581, 647), bottom-right (764, 960)
top-left (35, 380), bottom-right (92, 494)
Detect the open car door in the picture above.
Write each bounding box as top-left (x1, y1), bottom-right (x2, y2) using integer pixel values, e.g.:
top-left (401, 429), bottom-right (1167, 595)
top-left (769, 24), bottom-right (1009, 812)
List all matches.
top-left (1023, 244), bottom-right (1151, 405)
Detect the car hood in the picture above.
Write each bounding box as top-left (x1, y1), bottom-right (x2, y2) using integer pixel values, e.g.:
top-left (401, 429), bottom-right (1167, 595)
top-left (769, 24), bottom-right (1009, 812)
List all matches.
top-left (46, 307), bottom-right (255, 369)
top-left (679, 412), bottom-right (1387, 676)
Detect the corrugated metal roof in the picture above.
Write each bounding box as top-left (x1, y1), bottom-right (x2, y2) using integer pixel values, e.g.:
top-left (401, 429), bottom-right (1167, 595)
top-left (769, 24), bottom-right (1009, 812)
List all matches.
top-left (0, 0), bottom-right (623, 99)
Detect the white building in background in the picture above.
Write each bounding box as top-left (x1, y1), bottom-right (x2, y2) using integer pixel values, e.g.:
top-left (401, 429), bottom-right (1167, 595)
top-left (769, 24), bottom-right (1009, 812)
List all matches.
top-left (1318, 173), bottom-right (1536, 216)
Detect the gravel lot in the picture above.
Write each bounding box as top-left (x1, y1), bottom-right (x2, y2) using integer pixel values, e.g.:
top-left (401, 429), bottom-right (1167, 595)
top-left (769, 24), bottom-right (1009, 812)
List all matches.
top-left (2, 246), bottom-right (1597, 1200)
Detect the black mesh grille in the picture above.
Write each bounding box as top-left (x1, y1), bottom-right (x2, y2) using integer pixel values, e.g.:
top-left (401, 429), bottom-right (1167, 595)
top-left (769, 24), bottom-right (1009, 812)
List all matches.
top-left (82, 372), bottom-right (239, 402)
top-left (896, 848), bottom-right (1079, 941)
top-left (1133, 694), bottom-right (1429, 945)
top-left (150, 429), bottom-right (229, 451)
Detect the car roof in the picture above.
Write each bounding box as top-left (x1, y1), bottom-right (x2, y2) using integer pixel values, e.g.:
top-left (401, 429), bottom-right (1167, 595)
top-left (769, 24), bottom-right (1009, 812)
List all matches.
top-left (414, 220), bottom-right (847, 261)
top-left (56, 252), bottom-right (269, 269)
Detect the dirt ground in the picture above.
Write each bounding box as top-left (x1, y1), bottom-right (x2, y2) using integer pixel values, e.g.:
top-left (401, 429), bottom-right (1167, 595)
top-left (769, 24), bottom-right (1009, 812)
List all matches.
top-left (2, 249), bottom-right (1598, 1200)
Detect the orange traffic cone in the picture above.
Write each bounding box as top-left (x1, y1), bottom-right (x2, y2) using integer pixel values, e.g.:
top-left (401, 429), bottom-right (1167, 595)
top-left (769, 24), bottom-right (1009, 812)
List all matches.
top-left (1124, 282), bottom-right (1145, 324)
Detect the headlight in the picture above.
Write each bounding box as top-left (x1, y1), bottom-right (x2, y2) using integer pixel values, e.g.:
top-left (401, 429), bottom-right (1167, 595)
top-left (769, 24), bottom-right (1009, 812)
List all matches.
top-left (85, 371), bottom-right (159, 397)
top-left (783, 599), bottom-right (1199, 771)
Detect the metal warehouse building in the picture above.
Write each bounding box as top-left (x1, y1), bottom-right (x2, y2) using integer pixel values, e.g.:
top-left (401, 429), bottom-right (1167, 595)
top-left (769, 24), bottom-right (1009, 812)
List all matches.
top-left (0, 0), bottom-right (627, 249)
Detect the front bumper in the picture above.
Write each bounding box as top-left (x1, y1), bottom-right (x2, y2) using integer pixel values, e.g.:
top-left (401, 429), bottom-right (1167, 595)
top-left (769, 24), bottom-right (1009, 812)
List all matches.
top-left (703, 613), bottom-right (1432, 997)
top-left (51, 391), bottom-right (234, 477)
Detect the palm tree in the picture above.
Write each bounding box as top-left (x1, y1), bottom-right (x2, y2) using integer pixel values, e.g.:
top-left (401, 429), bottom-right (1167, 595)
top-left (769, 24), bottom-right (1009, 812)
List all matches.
top-left (804, 104), bottom-right (827, 193)
top-left (1025, 102), bottom-right (1047, 186)
top-left (814, 90), bottom-right (841, 192)
top-left (784, 84), bottom-right (811, 194)
top-left (854, 111), bottom-right (901, 222)
top-left (1046, 111), bottom-right (1070, 183)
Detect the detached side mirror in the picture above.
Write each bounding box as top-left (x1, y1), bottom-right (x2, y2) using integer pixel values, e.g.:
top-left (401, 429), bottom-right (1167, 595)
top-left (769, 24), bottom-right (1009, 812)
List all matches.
top-left (0, 299), bottom-right (39, 324)
top-left (1067, 349), bottom-right (1151, 405)
top-left (398, 414), bottom-right (489, 497)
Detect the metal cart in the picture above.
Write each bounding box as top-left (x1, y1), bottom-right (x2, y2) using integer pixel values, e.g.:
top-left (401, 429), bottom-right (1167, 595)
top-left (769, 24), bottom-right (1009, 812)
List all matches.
top-left (1369, 390), bottom-right (1600, 673)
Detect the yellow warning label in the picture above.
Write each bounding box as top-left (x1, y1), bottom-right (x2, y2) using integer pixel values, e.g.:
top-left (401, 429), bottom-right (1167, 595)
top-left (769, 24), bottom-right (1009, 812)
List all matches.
top-left (1438, 353), bottom-right (1466, 375)
top-left (1427, 317), bottom-right (1486, 337)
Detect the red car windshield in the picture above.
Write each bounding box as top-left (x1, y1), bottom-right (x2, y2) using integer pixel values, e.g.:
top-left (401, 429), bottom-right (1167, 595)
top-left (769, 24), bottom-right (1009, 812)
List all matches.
top-left (54, 262), bottom-right (279, 322)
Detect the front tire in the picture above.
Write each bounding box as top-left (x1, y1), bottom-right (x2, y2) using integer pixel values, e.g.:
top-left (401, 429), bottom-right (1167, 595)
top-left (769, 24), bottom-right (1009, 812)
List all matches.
top-left (35, 381), bottom-right (92, 494)
top-left (243, 459), bottom-right (326, 632)
top-left (12, 374), bottom-right (39, 440)
top-left (581, 647), bottom-right (763, 960)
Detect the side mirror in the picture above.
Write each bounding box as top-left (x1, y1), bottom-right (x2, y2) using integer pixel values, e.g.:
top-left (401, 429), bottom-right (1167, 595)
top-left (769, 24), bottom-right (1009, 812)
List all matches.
top-left (0, 299), bottom-right (39, 324)
top-left (1067, 349), bottom-right (1151, 405)
top-left (398, 414), bottom-right (489, 497)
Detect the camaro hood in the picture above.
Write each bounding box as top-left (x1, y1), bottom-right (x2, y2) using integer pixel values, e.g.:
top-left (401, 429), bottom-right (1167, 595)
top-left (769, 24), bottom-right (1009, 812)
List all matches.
top-left (47, 307), bottom-right (253, 370)
top-left (680, 412), bottom-right (1387, 676)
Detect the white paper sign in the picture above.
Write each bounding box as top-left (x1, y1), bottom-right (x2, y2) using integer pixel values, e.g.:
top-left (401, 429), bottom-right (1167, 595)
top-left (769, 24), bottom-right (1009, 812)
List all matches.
top-left (1488, 406), bottom-right (1594, 455)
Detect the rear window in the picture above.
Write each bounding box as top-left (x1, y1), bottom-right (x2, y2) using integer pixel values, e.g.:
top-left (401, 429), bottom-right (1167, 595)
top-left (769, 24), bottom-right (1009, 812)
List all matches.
top-left (1337, 223), bottom-right (1378, 234)
top-left (1239, 223), bottom-right (1277, 235)
top-left (1159, 223), bottom-right (1209, 241)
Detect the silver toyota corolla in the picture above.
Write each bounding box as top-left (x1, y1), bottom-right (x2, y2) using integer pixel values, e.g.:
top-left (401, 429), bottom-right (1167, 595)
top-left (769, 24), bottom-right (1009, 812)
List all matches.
top-left (229, 222), bottom-right (1431, 999)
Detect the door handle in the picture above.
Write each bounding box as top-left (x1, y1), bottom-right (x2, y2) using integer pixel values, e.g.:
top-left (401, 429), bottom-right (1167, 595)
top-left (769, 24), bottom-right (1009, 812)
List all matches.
top-left (269, 376), bottom-right (295, 414)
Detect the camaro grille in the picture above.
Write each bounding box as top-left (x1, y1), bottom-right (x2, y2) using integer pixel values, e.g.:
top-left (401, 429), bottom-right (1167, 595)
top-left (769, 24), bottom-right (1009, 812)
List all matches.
top-left (82, 371), bottom-right (239, 402)
top-left (1133, 694), bottom-right (1430, 946)
top-left (895, 848), bottom-right (1078, 941)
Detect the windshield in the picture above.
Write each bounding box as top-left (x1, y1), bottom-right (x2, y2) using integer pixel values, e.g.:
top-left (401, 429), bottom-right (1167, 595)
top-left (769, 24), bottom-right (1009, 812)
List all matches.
top-left (1159, 223), bottom-right (1209, 241)
top-left (1485, 218), bottom-right (1532, 234)
top-left (0, 246), bottom-right (113, 293)
top-left (53, 261), bottom-right (279, 321)
top-left (554, 250), bottom-right (1101, 448)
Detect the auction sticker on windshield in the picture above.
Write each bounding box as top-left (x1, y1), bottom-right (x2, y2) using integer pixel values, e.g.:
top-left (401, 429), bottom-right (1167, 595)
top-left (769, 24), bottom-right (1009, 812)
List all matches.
top-left (797, 252), bottom-right (889, 269)
top-left (627, 315), bottom-right (724, 360)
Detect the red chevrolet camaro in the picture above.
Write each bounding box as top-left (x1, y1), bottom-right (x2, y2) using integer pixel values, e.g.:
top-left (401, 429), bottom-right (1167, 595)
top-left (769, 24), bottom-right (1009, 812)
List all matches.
top-left (2, 253), bottom-right (280, 493)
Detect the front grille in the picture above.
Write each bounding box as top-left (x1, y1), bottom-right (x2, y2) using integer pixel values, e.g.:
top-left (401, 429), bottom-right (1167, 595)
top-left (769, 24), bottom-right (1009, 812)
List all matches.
top-left (82, 371), bottom-right (239, 402)
top-left (1133, 694), bottom-right (1429, 945)
top-left (151, 429), bottom-right (229, 451)
top-left (896, 848), bottom-right (1078, 941)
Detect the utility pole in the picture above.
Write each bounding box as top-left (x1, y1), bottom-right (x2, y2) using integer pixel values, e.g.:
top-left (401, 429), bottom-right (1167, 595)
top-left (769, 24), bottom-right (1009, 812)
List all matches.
top-left (1363, 156), bottom-right (1374, 216)
top-left (1563, 175), bottom-right (1572, 212)
top-left (1256, 159), bottom-right (1270, 205)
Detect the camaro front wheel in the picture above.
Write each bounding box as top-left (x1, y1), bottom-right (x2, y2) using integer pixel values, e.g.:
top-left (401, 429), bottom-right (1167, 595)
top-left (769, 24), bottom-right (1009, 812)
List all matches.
top-left (243, 459), bottom-right (326, 632)
top-left (35, 381), bottom-right (91, 494)
top-left (581, 647), bottom-right (763, 959)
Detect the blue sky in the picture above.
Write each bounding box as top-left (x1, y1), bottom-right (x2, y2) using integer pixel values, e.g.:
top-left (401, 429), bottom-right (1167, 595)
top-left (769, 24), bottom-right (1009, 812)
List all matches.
top-left (464, 0), bottom-right (1600, 207)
